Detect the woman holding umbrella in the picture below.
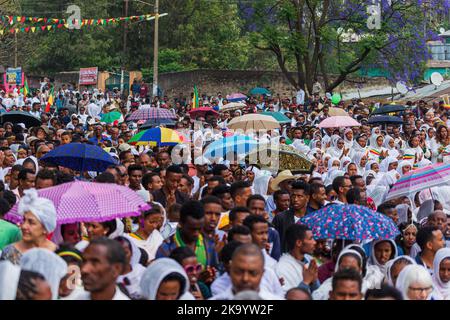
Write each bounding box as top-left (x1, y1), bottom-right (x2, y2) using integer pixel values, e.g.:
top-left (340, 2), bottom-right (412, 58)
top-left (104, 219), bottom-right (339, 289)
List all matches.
top-left (0, 189), bottom-right (57, 265)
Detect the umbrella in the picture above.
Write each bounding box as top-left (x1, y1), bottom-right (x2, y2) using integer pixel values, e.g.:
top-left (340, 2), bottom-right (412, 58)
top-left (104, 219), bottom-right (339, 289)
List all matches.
top-left (220, 102), bottom-right (247, 113)
top-left (127, 107), bottom-right (177, 122)
top-left (0, 111), bottom-right (41, 128)
top-left (203, 135), bottom-right (258, 158)
top-left (328, 107), bottom-right (348, 117)
top-left (372, 104), bottom-right (406, 115)
top-left (226, 93), bottom-right (247, 102)
top-left (261, 112), bottom-right (291, 124)
top-left (368, 115), bottom-right (403, 125)
top-left (40, 143), bottom-right (118, 172)
top-left (188, 107), bottom-right (219, 119)
top-left (4, 181), bottom-right (150, 225)
top-left (246, 144), bottom-right (313, 173)
top-left (139, 118), bottom-right (176, 130)
top-left (386, 163), bottom-right (450, 201)
top-left (227, 114), bottom-right (280, 131)
top-left (250, 87), bottom-right (271, 95)
top-left (128, 127), bottom-right (182, 147)
top-left (300, 204), bottom-right (400, 240)
top-left (318, 116), bottom-right (360, 129)
top-left (101, 111), bottom-right (123, 124)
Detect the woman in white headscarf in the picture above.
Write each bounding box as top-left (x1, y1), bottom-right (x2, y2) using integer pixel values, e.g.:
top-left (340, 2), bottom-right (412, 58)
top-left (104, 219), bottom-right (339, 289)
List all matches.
top-left (379, 156), bottom-right (398, 173)
top-left (383, 135), bottom-right (399, 159)
top-left (351, 151), bottom-right (368, 176)
top-left (245, 165), bottom-right (261, 186)
top-left (328, 135), bottom-right (346, 159)
top-left (0, 189), bottom-right (57, 265)
top-left (322, 157), bottom-right (341, 186)
top-left (396, 264), bottom-right (434, 300)
top-left (369, 127), bottom-right (382, 146)
top-left (397, 160), bottom-right (412, 177)
top-left (384, 256), bottom-right (416, 287)
top-left (368, 239), bottom-right (398, 275)
top-left (115, 235), bottom-right (146, 299)
top-left (343, 128), bottom-right (354, 149)
top-left (431, 248), bottom-right (450, 300)
top-left (140, 257), bottom-right (194, 300)
top-left (368, 133), bottom-right (387, 162)
top-left (20, 248), bottom-right (67, 300)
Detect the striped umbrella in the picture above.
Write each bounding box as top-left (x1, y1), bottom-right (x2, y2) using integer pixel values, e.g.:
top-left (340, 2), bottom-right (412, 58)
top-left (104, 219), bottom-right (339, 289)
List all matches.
top-left (128, 127), bottom-right (182, 147)
top-left (203, 135), bottom-right (258, 158)
top-left (226, 93), bottom-right (247, 102)
top-left (127, 107), bottom-right (177, 122)
top-left (385, 163), bottom-right (450, 201)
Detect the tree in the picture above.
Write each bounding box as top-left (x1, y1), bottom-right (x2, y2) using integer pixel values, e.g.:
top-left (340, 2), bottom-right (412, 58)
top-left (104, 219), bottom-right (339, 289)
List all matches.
top-left (246, 0), bottom-right (450, 95)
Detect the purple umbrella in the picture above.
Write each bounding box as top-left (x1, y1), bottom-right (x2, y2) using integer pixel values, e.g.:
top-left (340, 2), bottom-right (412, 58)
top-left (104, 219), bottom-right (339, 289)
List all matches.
top-left (127, 107), bottom-right (177, 122)
top-left (226, 93), bottom-right (247, 102)
top-left (5, 181), bottom-right (150, 225)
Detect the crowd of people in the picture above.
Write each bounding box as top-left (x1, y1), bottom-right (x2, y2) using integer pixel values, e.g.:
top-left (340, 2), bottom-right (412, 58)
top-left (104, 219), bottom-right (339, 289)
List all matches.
top-left (0, 80), bottom-right (450, 301)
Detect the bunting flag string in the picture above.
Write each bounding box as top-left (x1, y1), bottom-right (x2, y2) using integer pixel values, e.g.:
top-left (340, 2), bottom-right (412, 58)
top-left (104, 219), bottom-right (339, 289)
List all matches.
top-left (0, 13), bottom-right (162, 35)
top-left (0, 13), bottom-right (156, 27)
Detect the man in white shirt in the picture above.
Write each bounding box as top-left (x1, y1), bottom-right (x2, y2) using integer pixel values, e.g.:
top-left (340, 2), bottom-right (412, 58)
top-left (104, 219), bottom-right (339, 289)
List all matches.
top-left (296, 88), bottom-right (305, 105)
top-left (75, 238), bottom-right (130, 300)
top-left (275, 224), bottom-right (319, 293)
top-left (87, 99), bottom-right (101, 118)
top-left (210, 243), bottom-right (284, 300)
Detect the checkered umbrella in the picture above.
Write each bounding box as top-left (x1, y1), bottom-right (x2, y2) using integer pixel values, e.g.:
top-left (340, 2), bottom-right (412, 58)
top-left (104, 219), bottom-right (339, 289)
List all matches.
top-left (127, 107), bottom-right (177, 122)
top-left (5, 181), bottom-right (151, 225)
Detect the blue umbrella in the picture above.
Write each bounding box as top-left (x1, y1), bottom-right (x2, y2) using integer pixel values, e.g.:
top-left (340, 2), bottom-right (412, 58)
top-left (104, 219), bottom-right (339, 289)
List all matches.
top-left (372, 104), bottom-right (406, 115)
top-left (40, 143), bottom-right (118, 172)
top-left (203, 136), bottom-right (258, 158)
top-left (299, 204), bottom-right (400, 241)
top-left (250, 87), bottom-right (271, 96)
top-left (368, 115), bottom-right (403, 125)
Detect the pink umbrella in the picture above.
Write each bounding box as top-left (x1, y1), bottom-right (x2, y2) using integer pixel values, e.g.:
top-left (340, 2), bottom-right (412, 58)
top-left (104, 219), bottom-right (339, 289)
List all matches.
top-left (5, 181), bottom-right (150, 225)
top-left (318, 116), bottom-right (361, 129)
top-left (226, 93), bottom-right (247, 101)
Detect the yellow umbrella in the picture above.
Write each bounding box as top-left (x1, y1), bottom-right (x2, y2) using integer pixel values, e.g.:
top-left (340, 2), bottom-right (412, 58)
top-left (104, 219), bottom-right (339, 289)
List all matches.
top-left (328, 107), bottom-right (348, 116)
top-left (227, 114), bottom-right (280, 131)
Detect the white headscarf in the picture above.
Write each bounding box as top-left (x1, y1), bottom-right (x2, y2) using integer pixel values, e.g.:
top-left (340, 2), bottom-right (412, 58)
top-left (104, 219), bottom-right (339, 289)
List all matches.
top-left (335, 249), bottom-right (364, 273)
top-left (253, 175), bottom-right (273, 196)
top-left (343, 128), bottom-right (354, 149)
top-left (432, 248), bottom-right (450, 300)
top-left (396, 264), bottom-right (433, 300)
top-left (328, 135), bottom-right (344, 158)
top-left (379, 157), bottom-right (398, 173)
top-left (397, 160), bottom-right (413, 177)
top-left (340, 156), bottom-right (352, 170)
top-left (0, 260), bottom-right (21, 300)
top-left (140, 257), bottom-right (194, 300)
top-left (18, 189), bottom-right (57, 233)
top-left (369, 128), bottom-right (382, 147)
top-left (351, 151), bottom-right (366, 175)
top-left (369, 239), bottom-right (398, 274)
top-left (384, 256), bottom-right (416, 287)
top-left (20, 248), bottom-right (68, 300)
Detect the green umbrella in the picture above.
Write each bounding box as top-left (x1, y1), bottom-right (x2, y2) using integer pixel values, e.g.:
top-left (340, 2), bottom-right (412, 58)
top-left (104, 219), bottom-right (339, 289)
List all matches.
top-left (101, 111), bottom-right (123, 124)
top-left (261, 111), bottom-right (291, 124)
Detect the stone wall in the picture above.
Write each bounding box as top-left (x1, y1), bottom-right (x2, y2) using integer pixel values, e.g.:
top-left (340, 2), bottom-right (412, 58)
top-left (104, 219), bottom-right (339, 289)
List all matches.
top-left (158, 69), bottom-right (391, 97)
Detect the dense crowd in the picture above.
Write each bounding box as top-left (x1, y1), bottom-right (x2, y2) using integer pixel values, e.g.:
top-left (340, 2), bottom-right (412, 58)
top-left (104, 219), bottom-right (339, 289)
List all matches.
top-left (0, 79), bottom-right (450, 301)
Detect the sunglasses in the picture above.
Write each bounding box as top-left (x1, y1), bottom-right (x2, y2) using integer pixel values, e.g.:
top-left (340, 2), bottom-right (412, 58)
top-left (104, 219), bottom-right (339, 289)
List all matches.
top-left (184, 263), bottom-right (203, 274)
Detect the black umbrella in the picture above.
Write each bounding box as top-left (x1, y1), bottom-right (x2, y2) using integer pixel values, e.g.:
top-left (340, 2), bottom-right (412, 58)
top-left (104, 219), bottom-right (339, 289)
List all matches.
top-left (0, 111), bottom-right (41, 128)
top-left (139, 118), bottom-right (176, 130)
top-left (368, 115), bottom-right (403, 125)
top-left (372, 104), bottom-right (406, 115)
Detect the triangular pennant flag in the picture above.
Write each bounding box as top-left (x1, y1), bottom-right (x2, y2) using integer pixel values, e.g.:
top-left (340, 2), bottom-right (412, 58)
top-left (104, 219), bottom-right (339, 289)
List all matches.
top-left (47, 25), bottom-right (52, 31)
top-left (10, 28), bottom-right (14, 34)
top-left (37, 18), bottom-right (43, 22)
top-left (44, 18), bottom-right (48, 23)
top-left (57, 24), bottom-right (63, 28)
top-left (28, 17), bottom-right (32, 22)
top-left (64, 23), bottom-right (69, 28)
top-left (53, 18), bottom-right (59, 23)
top-left (0, 30), bottom-right (4, 35)
top-left (8, 16), bottom-right (13, 24)
top-left (25, 27), bottom-right (30, 32)
top-left (20, 27), bottom-right (24, 32)
top-left (15, 28), bottom-right (19, 33)
top-left (20, 16), bottom-right (25, 23)
top-left (31, 27), bottom-right (36, 33)
top-left (41, 26), bottom-right (46, 31)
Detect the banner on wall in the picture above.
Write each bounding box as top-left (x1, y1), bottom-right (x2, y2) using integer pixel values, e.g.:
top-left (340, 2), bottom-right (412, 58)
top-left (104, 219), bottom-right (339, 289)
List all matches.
top-left (79, 67), bottom-right (98, 85)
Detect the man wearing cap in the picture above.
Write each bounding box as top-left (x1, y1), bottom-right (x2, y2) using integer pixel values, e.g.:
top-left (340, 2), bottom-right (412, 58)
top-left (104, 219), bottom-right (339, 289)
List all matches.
top-left (89, 125), bottom-right (111, 146)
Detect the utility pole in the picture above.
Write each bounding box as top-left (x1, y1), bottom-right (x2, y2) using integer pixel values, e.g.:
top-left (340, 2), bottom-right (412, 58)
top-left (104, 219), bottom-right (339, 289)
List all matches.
top-left (14, 32), bottom-right (18, 68)
top-left (152, 0), bottom-right (159, 97)
top-left (121, 0), bottom-right (129, 97)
